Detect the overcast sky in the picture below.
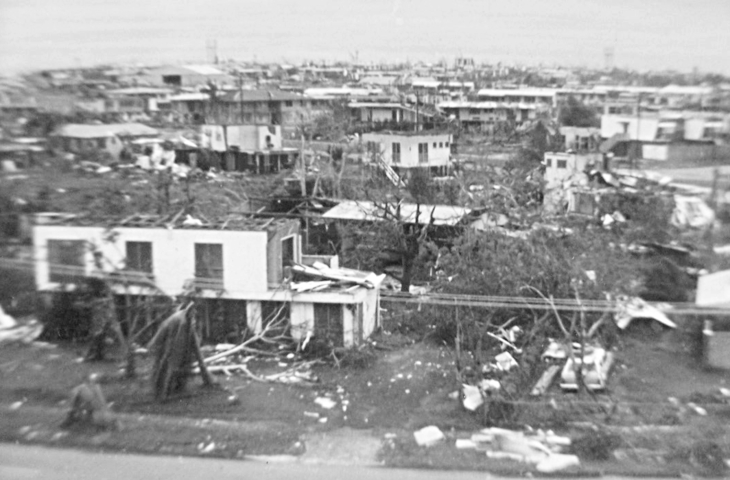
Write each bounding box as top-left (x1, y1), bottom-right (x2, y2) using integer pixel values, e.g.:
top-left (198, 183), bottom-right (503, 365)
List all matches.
top-left (1, 0), bottom-right (729, 74)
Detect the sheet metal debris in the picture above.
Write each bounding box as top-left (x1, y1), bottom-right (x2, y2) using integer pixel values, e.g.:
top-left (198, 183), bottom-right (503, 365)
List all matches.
top-left (615, 296), bottom-right (676, 330)
top-left (413, 426), bottom-right (445, 447)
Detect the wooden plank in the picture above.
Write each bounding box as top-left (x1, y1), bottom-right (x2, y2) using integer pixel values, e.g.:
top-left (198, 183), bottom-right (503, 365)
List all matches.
top-left (530, 364), bottom-right (561, 396)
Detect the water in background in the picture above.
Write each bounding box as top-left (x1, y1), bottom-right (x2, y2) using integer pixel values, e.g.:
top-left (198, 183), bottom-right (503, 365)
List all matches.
top-left (1, 0), bottom-right (729, 74)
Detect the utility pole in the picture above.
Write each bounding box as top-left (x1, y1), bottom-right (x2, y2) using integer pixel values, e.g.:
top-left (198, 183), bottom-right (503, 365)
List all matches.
top-left (633, 93), bottom-right (642, 170)
top-left (238, 73), bottom-right (244, 124)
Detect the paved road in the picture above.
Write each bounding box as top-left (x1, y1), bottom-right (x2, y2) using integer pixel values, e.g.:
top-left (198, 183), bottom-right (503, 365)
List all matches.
top-left (0, 443), bottom-right (673, 480)
top-left (0, 443), bottom-right (495, 480)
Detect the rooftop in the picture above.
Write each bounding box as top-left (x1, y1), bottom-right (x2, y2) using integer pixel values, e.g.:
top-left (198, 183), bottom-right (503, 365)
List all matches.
top-left (33, 212), bottom-right (296, 232)
top-left (361, 129), bottom-right (450, 138)
top-left (322, 200), bottom-right (478, 226)
top-left (218, 89), bottom-right (305, 103)
top-left (51, 123), bottom-right (160, 139)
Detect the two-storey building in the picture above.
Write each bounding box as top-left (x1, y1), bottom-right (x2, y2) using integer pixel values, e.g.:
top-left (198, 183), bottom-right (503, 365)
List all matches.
top-left (33, 214), bottom-right (383, 347)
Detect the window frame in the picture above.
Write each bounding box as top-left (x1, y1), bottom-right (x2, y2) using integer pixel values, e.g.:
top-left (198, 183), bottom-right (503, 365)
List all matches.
top-left (391, 142), bottom-right (401, 163)
top-left (194, 243), bottom-right (224, 286)
top-left (125, 241), bottom-right (153, 275)
top-left (48, 239), bottom-right (85, 284)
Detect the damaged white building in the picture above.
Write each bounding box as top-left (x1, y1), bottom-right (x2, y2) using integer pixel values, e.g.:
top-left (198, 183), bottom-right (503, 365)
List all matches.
top-left (32, 214), bottom-right (383, 347)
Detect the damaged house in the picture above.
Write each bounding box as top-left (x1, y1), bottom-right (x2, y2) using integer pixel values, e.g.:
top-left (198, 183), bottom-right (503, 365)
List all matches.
top-left (199, 124), bottom-right (298, 174)
top-left (32, 215), bottom-right (383, 348)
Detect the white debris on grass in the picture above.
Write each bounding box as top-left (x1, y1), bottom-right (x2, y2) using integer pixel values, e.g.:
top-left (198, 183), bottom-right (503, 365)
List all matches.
top-left (314, 397), bottom-right (337, 409)
top-left (494, 351), bottom-right (519, 372)
top-left (413, 426), bottom-right (445, 447)
top-left (462, 384), bottom-right (484, 411)
top-left (456, 439), bottom-right (478, 449)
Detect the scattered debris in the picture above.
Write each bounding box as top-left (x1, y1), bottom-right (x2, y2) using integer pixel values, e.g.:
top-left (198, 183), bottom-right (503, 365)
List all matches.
top-left (530, 365), bottom-right (562, 396)
top-left (560, 347), bottom-right (614, 392)
top-left (614, 296), bottom-right (676, 330)
top-left (198, 442), bottom-right (216, 454)
top-left (456, 439), bottom-right (478, 449)
top-left (413, 426), bottom-right (445, 447)
top-left (314, 397), bottom-right (337, 410)
top-left (0, 305), bottom-right (17, 329)
top-left (462, 384), bottom-right (484, 411)
top-left (494, 351), bottom-right (519, 372)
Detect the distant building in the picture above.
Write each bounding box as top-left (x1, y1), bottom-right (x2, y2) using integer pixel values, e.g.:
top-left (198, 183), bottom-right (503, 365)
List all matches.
top-left (559, 126), bottom-right (601, 152)
top-left (206, 89), bottom-right (330, 135)
top-left (199, 124), bottom-right (298, 174)
top-left (542, 151), bottom-right (605, 215)
top-left (601, 112), bottom-right (730, 163)
top-left (50, 123), bottom-right (159, 162)
top-left (438, 101), bottom-right (539, 130)
top-left (361, 131), bottom-right (453, 176)
top-left (476, 88), bottom-right (556, 108)
top-left (140, 65), bottom-right (233, 88)
top-left (543, 152), bottom-right (604, 186)
top-left (348, 102), bottom-right (426, 124)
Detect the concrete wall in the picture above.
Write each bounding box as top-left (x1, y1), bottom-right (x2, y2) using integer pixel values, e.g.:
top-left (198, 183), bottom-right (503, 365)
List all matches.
top-left (201, 125), bottom-right (283, 152)
top-left (697, 270), bottom-right (730, 307)
top-left (33, 225), bottom-right (269, 296)
top-left (226, 125), bottom-right (282, 151)
top-left (642, 142), bottom-right (718, 162)
top-left (362, 132), bottom-right (452, 168)
top-left (289, 291), bottom-right (379, 348)
top-left (601, 115), bottom-right (660, 141)
top-left (705, 329), bottom-right (730, 369)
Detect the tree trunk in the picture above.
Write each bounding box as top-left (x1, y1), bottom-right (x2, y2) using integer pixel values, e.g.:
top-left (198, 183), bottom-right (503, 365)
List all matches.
top-left (400, 255), bottom-right (414, 293)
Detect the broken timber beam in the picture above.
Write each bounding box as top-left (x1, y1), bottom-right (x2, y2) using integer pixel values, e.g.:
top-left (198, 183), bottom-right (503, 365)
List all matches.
top-left (530, 364), bottom-right (561, 396)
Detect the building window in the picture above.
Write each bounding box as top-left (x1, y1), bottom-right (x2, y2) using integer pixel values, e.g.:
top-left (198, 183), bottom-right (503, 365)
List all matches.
top-left (195, 243), bottom-right (223, 285)
top-left (557, 159), bottom-right (567, 169)
top-left (392, 142), bottom-right (401, 163)
top-left (445, 142), bottom-right (450, 148)
top-left (281, 236), bottom-right (295, 274)
top-left (125, 241), bottom-right (153, 274)
top-left (285, 101), bottom-right (293, 107)
top-left (314, 303), bottom-right (344, 347)
top-left (48, 239), bottom-right (85, 283)
top-left (433, 142), bottom-right (437, 148)
top-left (418, 142), bottom-right (429, 163)
top-left (439, 142), bottom-right (443, 148)
top-left (545, 158), bottom-right (552, 167)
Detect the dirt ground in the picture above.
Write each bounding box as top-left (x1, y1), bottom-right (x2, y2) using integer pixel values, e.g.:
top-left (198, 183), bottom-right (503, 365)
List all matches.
top-left (2, 311), bottom-right (730, 476)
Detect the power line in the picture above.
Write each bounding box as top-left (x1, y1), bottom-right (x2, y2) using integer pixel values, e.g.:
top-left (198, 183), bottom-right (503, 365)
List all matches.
top-left (3, 257), bottom-right (728, 317)
top-left (381, 291), bottom-right (730, 316)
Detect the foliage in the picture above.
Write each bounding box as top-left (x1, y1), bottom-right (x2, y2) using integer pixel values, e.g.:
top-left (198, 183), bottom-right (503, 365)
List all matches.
top-left (596, 191), bottom-right (676, 244)
top-left (436, 225), bottom-right (643, 301)
top-left (559, 96), bottom-right (600, 128)
top-left (571, 430), bottom-right (623, 460)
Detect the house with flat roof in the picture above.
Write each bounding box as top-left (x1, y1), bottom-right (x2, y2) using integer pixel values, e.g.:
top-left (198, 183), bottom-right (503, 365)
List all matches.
top-left (50, 123), bottom-right (159, 162)
top-left (141, 65), bottom-right (233, 88)
top-left (199, 124), bottom-right (298, 174)
top-left (348, 102), bottom-right (427, 124)
top-left (32, 214), bottom-right (383, 347)
top-left (206, 89), bottom-right (330, 135)
top-left (361, 130), bottom-right (453, 176)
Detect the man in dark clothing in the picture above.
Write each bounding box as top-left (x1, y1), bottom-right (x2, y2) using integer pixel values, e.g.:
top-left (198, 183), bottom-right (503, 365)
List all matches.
top-left (84, 278), bottom-right (125, 362)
